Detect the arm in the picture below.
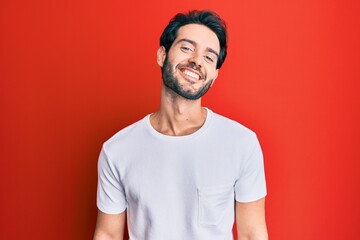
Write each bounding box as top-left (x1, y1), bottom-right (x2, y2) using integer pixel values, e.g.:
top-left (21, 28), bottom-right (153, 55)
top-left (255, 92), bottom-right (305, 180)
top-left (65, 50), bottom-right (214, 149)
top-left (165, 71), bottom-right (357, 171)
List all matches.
top-left (235, 197), bottom-right (268, 240)
top-left (93, 210), bottom-right (126, 240)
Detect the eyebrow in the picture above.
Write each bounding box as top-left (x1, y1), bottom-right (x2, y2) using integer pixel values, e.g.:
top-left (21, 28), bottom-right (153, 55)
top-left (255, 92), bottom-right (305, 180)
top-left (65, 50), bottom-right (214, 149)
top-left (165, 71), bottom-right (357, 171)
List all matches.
top-left (175, 38), bottom-right (219, 58)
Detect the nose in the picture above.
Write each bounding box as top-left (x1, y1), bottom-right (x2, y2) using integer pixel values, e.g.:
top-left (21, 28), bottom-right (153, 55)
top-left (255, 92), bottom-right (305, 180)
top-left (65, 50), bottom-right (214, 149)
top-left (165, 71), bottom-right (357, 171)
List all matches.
top-left (189, 52), bottom-right (202, 68)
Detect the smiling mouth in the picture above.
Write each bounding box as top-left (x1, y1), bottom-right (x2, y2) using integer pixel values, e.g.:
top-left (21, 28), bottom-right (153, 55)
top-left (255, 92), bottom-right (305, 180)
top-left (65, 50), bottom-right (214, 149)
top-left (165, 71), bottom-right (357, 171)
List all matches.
top-left (180, 68), bottom-right (202, 81)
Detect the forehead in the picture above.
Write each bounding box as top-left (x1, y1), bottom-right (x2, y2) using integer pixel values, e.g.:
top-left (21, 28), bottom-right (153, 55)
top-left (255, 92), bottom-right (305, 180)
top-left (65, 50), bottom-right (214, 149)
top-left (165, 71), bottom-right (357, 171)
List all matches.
top-left (175, 24), bottom-right (220, 53)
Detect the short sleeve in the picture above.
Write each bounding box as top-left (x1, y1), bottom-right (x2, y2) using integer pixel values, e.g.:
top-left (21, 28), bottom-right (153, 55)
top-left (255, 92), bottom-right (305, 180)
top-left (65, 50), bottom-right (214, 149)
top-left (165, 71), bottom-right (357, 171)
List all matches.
top-left (96, 147), bottom-right (127, 214)
top-left (235, 136), bottom-right (267, 202)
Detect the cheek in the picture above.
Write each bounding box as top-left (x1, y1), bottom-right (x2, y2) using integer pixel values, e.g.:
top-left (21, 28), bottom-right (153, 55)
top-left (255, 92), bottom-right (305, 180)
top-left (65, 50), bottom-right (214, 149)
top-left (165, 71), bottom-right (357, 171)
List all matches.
top-left (206, 68), bottom-right (218, 80)
top-left (168, 51), bottom-right (190, 67)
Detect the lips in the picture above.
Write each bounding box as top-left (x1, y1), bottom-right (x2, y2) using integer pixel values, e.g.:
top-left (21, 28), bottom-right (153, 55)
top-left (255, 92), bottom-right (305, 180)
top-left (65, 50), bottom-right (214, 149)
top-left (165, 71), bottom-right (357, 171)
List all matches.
top-left (179, 68), bottom-right (203, 81)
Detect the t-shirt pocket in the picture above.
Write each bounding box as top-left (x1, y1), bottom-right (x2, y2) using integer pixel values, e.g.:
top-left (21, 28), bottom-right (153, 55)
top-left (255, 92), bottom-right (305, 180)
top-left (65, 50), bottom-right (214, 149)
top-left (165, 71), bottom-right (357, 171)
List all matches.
top-left (197, 185), bottom-right (234, 227)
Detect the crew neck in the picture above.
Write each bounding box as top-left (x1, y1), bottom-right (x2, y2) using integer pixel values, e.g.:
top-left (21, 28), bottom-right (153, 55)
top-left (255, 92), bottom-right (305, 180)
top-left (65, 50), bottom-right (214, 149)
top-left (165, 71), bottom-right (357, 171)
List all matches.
top-left (145, 108), bottom-right (213, 142)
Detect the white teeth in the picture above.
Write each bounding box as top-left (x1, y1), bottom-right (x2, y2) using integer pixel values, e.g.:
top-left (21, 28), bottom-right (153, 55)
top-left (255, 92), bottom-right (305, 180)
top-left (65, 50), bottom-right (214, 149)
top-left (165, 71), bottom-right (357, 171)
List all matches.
top-left (184, 69), bottom-right (200, 80)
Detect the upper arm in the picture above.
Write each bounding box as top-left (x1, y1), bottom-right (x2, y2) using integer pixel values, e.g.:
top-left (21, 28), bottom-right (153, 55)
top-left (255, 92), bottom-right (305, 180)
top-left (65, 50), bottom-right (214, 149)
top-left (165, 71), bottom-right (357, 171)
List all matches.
top-left (93, 209), bottom-right (126, 240)
top-left (235, 198), bottom-right (268, 240)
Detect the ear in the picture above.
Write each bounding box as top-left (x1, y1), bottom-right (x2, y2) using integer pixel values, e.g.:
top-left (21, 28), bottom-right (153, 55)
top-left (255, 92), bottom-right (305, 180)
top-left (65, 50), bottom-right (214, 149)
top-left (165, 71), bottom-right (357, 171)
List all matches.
top-left (157, 46), bottom-right (166, 67)
top-left (210, 69), bottom-right (219, 87)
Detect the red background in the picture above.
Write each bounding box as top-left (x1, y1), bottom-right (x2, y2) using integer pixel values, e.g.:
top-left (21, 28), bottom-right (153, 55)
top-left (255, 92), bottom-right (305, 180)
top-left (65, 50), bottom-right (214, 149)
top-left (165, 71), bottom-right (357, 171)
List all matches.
top-left (1, 0), bottom-right (359, 239)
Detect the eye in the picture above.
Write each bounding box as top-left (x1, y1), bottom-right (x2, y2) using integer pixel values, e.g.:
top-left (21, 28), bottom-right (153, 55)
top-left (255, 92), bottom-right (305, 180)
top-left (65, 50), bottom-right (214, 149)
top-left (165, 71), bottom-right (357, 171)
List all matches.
top-left (205, 55), bottom-right (214, 63)
top-left (180, 46), bottom-right (193, 52)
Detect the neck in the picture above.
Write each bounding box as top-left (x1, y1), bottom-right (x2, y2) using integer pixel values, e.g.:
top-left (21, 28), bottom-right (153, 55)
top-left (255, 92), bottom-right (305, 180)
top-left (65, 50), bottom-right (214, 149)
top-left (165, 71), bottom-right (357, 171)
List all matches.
top-left (150, 85), bottom-right (207, 136)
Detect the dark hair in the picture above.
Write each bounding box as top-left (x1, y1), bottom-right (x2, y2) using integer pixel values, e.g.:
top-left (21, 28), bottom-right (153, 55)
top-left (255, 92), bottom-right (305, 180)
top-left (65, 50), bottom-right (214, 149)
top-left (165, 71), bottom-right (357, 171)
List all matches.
top-left (160, 10), bottom-right (227, 69)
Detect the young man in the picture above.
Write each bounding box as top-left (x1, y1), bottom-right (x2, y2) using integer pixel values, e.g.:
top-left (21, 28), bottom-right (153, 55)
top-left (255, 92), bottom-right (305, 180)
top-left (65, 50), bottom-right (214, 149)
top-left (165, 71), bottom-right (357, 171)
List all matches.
top-left (94, 10), bottom-right (267, 240)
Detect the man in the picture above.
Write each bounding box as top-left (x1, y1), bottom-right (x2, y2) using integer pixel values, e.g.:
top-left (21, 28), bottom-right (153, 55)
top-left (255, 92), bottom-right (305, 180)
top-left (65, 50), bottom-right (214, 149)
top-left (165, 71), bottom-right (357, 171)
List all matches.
top-left (94, 10), bottom-right (267, 240)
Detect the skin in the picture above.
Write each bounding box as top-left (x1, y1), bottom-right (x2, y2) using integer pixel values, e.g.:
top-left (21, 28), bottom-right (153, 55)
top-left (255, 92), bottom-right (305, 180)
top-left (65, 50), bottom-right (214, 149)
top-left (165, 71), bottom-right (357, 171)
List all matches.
top-left (236, 198), bottom-right (268, 240)
top-left (93, 211), bottom-right (126, 240)
top-left (151, 24), bottom-right (219, 136)
top-left (93, 24), bottom-right (267, 240)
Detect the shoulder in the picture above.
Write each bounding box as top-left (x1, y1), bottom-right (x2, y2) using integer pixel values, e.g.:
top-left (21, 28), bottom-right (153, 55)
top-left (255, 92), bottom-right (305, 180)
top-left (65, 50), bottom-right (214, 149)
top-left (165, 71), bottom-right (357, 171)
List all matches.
top-left (102, 115), bottom-right (149, 154)
top-left (210, 110), bottom-right (257, 142)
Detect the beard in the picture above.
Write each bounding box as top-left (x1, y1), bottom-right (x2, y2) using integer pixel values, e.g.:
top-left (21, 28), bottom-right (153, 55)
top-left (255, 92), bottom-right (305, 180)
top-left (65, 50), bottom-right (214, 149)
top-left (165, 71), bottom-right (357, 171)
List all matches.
top-left (162, 57), bottom-right (213, 100)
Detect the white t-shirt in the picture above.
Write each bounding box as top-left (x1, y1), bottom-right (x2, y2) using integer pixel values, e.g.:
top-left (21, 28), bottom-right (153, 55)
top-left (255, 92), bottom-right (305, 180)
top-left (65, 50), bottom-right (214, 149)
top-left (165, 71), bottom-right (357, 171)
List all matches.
top-left (97, 109), bottom-right (266, 240)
